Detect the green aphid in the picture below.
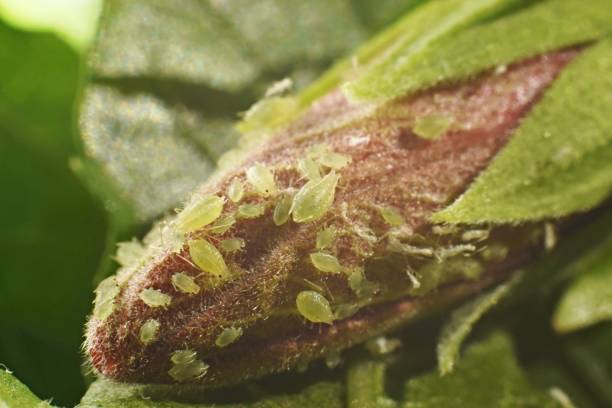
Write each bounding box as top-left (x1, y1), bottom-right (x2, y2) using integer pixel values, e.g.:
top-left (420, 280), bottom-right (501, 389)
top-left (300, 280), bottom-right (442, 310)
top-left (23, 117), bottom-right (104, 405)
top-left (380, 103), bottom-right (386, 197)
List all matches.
top-left (412, 114), bottom-right (453, 140)
top-left (348, 268), bottom-right (378, 298)
top-left (227, 178), bottom-right (244, 203)
top-left (310, 252), bottom-right (342, 273)
top-left (292, 171), bottom-right (340, 223)
top-left (297, 157), bottom-right (322, 181)
top-left (379, 206), bottom-right (404, 227)
top-left (114, 238), bottom-right (144, 267)
top-left (237, 203), bottom-right (266, 219)
top-left (306, 143), bottom-right (330, 158)
top-left (220, 238), bottom-right (245, 253)
top-left (207, 213), bottom-right (236, 235)
top-left (171, 272), bottom-right (200, 295)
top-left (93, 276), bottom-right (120, 321)
top-left (188, 239), bottom-right (230, 281)
top-left (168, 350), bottom-right (209, 382)
top-left (317, 151), bottom-right (352, 170)
top-left (273, 192), bottom-right (293, 226)
top-left (139, 319), bottom-right (160, 345)
top-left (316, 226), bottom-right (335, 249)
top-left (215, 327), bottom-right (243, 347)
top-left (296, 290), bottom-right (334, 324)
top-left (175, 195), bottom-right (224, 234)
top-left (139, 288), bottom-right (172, 308)
top-left (246, 164), bottom-right (277, 197)
top-left (333, 303), bottom-right (360, 320)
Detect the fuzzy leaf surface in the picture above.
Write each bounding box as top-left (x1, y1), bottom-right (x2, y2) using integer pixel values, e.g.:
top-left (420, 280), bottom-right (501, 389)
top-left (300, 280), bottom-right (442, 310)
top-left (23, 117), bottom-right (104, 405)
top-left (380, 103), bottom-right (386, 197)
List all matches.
top-left (433, 38), bottom-right (612, 224)
top-left (347, 0), bottom-right (612, 101)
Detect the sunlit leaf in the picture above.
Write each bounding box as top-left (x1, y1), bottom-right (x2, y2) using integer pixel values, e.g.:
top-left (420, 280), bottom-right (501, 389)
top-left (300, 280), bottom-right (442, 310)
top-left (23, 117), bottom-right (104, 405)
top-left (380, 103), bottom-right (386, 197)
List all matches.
top-left (348, 0), bottom-right (612, 101)
top-left (0, 368), bottom-right (53, 407)
top-left (433, 38), bottom-right (612, 224)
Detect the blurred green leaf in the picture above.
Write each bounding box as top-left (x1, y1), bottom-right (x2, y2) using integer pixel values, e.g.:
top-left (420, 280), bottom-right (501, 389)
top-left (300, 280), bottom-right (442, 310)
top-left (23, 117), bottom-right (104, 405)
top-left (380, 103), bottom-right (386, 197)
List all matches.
top-left (553, 234), bottom-right (612, 333)
top-left (79, 377), bottom-right (342, 408)
top-left (79, 0), bottom-right (382, 222)
top-left (0, 369), bottom-right (53, 407)
top-left (433, 38), bottom-right (612, 224)
top-left (0, 21), bottom-right (106, 406)
top-left (346, 360), bottom-right (397, 408)
top-left (404, 332), bottom-right (557, 407)
top-left (437, 273), bottom-right (521, 375)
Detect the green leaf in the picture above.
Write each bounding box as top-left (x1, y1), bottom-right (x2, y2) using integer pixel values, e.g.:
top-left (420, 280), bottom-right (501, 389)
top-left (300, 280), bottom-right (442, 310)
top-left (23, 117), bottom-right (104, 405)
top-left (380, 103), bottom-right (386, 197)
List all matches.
top-left (404, 332), bottom-right (557, 407)
top-left (433, 38), bottom-right (612, 224)
top-left (79, 377), bottom-right (342, 408)
top-left (344, 0), bottom-right (518, 101)
top-left (553, 235), bottom-right (612, 333)
top-left (437, 273), bottom-right (521, 375)
top-left (0, 369), bottom-right (53, 407)
top-left (80, 0), bottom-right (374, 222)
top-left (348, 0), bottom-right (612, 101)
top-left (0, 21), bottom-right (106, 406)
top-left (347, 360), bottom-right (397, 408)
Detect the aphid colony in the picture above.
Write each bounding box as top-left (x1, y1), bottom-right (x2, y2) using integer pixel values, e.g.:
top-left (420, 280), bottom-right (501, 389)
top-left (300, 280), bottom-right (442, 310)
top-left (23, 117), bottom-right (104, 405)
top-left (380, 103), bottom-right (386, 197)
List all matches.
top-left (90, 140), bottom-right (514, 383)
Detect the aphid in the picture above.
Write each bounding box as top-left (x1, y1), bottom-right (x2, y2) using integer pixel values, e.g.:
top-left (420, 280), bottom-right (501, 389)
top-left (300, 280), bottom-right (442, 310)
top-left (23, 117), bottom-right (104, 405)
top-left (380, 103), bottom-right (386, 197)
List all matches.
top-left (139, 319), bottom-right (160, 345)
top-left (114, 239), bottom-right (144, 267)
top-left (168, 350), bottom-right (209, 382)
top-left (432, 224), bottom-right (459, 235)
top-left (215, 327), bottom-right (243, 347)
top-left (297, 157), bottom-right (322, 181)
top-left (207, 213), bottom-right (236, 234)
top-left (292, 171), bottom-right (340, 223)
top-left (316, 226), bottom-right (335, 249)
top-left (333, 303), bottom-right (360, 320)
top-left (306, 143), bottom-right (330, 158)
top-left (93, 276), bottom-right (119, 321)
top-left (171, 272), bottom-right (200, 295)
top-left (220, 238), bottom-right (245, 253)
top-left (237, 203), bottom-right (265, 219)
top-left (246, 164), bottom-right (277, 197)
top-left (387, 238), bottom-right (434, 257)
top-left (175, 195), bottom-right (224, 234)
top-left (462, 229), bottom-right (490, 242)
top-left (317, 151), bottom-right (352, 170)
top-left (406, 267), bottom-right (421, 289)
top-left (227, 178), bottom-right (244, 203)
top-left (348, 267), bottom-right (378, 298)
top-left (379, 206), bottom-right (404, 227)
top-left (365, 336), bottom-right (401, 356)
top-left (435, 244), bottom-right (476, 261)
top-left (296, 291), bottom-right (334, 324)
top-left (273, 192), bottom-right (293, 226)
top-left (310, 252), bottom-right (341, 273)
top-left (264, 77), bottom-right (293, 97)
top-left (188, 239), bottom-right (230, 282)
top-left (139, 288), bottom-right (172, 308)
top-left (412, 114), bottom-right (453, 139)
